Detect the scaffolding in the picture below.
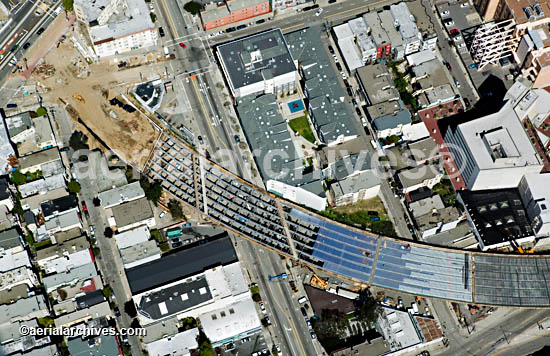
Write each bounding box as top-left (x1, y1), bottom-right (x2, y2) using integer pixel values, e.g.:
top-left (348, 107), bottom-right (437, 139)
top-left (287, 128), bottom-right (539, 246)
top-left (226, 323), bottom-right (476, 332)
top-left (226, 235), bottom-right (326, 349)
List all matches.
top-left (470, 20), bottom-right (519, 69)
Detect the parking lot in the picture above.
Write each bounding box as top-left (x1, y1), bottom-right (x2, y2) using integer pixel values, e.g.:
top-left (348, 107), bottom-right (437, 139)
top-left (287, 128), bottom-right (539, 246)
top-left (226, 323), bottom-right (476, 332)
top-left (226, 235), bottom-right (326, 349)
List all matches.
top-left (219, 333), bottom-right (269, 356)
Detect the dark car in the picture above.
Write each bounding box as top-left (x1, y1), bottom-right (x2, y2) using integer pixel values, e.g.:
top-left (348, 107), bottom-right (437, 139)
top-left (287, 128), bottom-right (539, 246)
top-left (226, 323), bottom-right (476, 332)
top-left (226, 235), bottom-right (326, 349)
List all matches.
top-left (37, 28), bottom-right (45, 35)
top-left (236, 24), bottom-right (246, 30)
top-left (301, 307), bottom-right (307, 317)
top-left (198, 135), bottom-right (204, 144)
top-left (226, 27), bottom-right (236, 33)
top-left (234, 135), bottom-right (241, 143)
top-left (60, 146), bottom-right (70, 152)
top-left (23, 42), bottom-right (30, 50)
top-left (6, 103), bottom-right (17, 108)
top-left (347, 87), bottom-right (353, 96)
top-left (158, 27), bottom-right (165, 37)
top-left (355, 107), bottom-right (362, 116)
top-left (172, 240), bottom-right (183, 248)
top-left (464, 97), bottom-right (471, 107)
top-left (352, 98), bottom-right (358, 107)
top-left (256, 19), bottom-right (266, 24)
top-left (445, 62), bottom-right (452, 70)
top-left (81, 201), bottom-right (88, 213)
top-left (114, 308), bottom-right (121, 317)
top-left (328, 0), bottom-right (337, 3)
top-left (336, 62), bottom-right (342, 71)
top-left (328, 45), bottom-right (335, 54)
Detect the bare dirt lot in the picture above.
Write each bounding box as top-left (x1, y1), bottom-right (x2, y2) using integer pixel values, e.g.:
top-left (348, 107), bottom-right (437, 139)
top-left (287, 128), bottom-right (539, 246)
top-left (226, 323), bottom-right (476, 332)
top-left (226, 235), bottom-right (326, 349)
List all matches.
top-left (31, 41), bottom-right (164, 168)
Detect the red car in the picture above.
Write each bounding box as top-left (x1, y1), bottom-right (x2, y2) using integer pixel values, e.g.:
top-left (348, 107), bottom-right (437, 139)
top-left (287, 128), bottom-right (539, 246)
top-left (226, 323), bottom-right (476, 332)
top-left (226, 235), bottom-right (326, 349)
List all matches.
top-left (179, 42), bottom-right (186, 48)
top-left (450, 29), bottom-right (459, 37)
top-left (81, 201), bottom-right (88, 212)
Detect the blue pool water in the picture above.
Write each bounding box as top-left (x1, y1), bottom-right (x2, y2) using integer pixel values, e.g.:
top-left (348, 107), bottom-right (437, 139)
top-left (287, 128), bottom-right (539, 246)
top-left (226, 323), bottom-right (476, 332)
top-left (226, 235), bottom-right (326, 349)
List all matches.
top-left (287, 100), bottom-right (304, 113)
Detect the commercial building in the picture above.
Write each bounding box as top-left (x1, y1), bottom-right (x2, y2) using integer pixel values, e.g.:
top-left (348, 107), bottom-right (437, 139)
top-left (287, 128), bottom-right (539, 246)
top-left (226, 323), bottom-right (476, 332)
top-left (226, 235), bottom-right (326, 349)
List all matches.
top-left (110, 197), bottom-right (155, 232)
top-left (115, 225), bottom-right (150, 249)
top-left (217, 29), bottom-right (297, 98)
top-left (331, 170), bottom-right (381, 206)
top-left (201, 0), bottom-right (271, 31)
top-left (518, 173), bottom-right (550, 237)
top-left (120, 240), bottom-right (161, 269)
top-left (443, 81), bottom-right (544, 190)
top-left (74, 0), bottom-right (158, 58)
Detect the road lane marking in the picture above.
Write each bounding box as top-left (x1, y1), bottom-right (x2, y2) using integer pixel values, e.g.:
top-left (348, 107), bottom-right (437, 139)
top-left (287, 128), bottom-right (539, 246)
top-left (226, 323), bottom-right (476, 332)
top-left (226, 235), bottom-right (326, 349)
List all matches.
top-left (159, 0), bottom-right (179, 38)
top-left (324, 0), bottom-right (389, 19)
top-left (281, 23), bottom-right (304, 32)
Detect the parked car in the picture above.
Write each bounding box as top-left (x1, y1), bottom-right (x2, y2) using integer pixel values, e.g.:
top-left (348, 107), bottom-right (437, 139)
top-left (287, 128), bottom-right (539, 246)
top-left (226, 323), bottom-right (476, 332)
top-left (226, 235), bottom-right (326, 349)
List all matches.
top-left (234, 135), bottom-right (241, 143)
top-left (336, 62), bottom-right (342, 71)
top-left (263, 316), bottom-right (271, 325)
top-left (198, 136), bottom-right (204, 144)
top-left (444, 19), bottom-right (454, 27)
top-left (259, 302), bottom-right (266, 313)
top-left (457, 42), bottom-right (466, 48)
top-left (464, 97), bottom-right (471, 107)
top-left (158, 27), bottom-right (165, 37)
top-left (159, 211), bottom-right (167, 218)
top-left (36, 28), bottom-right (45, 35)
top-left (440, 10), bottom-right (449, 16)
top-left (315, 8), bottom-right (324, 16)
top-left (328, 45), bottom-right (335, 54)
top-left (236, 24), bottom-right (246, 30)
top-left (310, 330), bottom-right (316, 339)
top-left (171, 239), bottom-right (183, 248)
top-left (306, 318), bottom-right (312, 329)
top-left (450, 28), bottom-right (459, 37)
top-left (6, 103), bottom-right (17, 108)
top-left (301, 307), bottom-right (307, 316)
top-left (355, 107), bottom-right (362, 116)
top-left (179, 42), bottom-right (186, 48)
top-left (460, 2), bottom-right (469, 7)
top-left (468, 63), bottom-right (478, 69)
top-left (445, 62), bottom-right (452, 70)
top-left (455, 80), bottom-right (461, 88)
top-left (453, 35), bottom-right (462, 42)
top-left (256, 19), bottom-right (266, 24)
top-left (23, 42), bottom-right (30, 50)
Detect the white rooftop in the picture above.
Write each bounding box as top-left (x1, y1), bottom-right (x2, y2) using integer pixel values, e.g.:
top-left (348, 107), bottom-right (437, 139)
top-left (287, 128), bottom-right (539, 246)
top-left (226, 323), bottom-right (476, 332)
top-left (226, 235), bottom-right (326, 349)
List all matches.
top-left (377, 306), bottom-right (421, 351)
top-left (402, 122), bottom-right (429, 142)
top-left (19, 173), bottom-right (66, 198)
top-left (456, 101), bottom-right (542, 170)
top-left (146, 327), bottom-right (199, 356)
top-left (266, 180), bottom-right (327, 211)
top-left (115, 225), bottom-right (150, 250)
top-left (199, 298), bottom-right (262, 345)
top-left (204, 261), bottom-right (248, 300)
top-left (390, 3), bottom-right (421, 43)
top-left (41, 248), bottom-right (92, 274)
top-left (0, 250), bottom-right (31, 273)
top-left (99, 181), bottom-right (145, 208)
top-left (0, 116), bottom-right (15, 175)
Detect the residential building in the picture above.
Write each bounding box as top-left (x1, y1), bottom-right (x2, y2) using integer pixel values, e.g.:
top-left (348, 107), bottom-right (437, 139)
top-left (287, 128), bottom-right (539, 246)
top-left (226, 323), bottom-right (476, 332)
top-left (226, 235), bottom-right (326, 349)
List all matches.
top-left (286, 27), bottom-right (360, 145)
top-left (67, 334), bottom-right (120, 356)
top-left (356, 64), bottom-right (400, 106)
top-left (19, 173), bottom-right (66, 198)
top-left (364, 11), bottom-right (403, 58)
top-left (0, 111), bottom-right (16, 174)
top-left (0, 249), bottom-right (31, 273)
top-left (409, 195), bottom-right (445, 218)
top-left (458, 188), bottom-right (535, 250)
top-left (36, 235), bottom-right (89, 266)
top-left (21, 187), bottom-right (68, 212)
top-left (0, 266), bottom-right (38, 291)
top-left (146, 327), bottom-right (199, 356)
top-left (0, 295), bottom-right (48, 324)
top-left (397, 165), bottom-right (443, 194)
top-left (5, 112), bottom-right (34, 143)
top-left (333, 18), bottom-right (377, 71)
top-left (98, 181), bottom-right (145, 208)
top-left (408, 137), bottom-right (439, 165)
top-left (201, 0), bottom-right (271, 31)
top-left (74, 0), bottom-right (158, 58)
top-left (43, 262), bottom-right (97, 292)
top-left (110, 197), bottom-right (155, 232)
top-left (40, 195), bottom-right (79, 221)
top-left (370, 102), bottom-right (412, 139)
top-left (331, 170), bottom-right (381, 206)
top-left (54, 301), bottom-right (112, 328)
top-left (0, 227), bottom-right (21, 251)
top-left (39, 249), bottom-right (92, 275)
top-left (76, 290), bottom-right (106, 310)
top-left (217, 29), bottom-right (297, 98)
top-left (443, 81), bottom-right (544, 190)
top-left (33, 115), bottom-right (56, 150)
top-left (39, 210), bottom-right (82, 237)
top-left (0, 177), bottom-right (12, 211)
top-left (421, 220), bottom-right (477, 248)
top-left (409, 54), bottom-right (457, 108)
top-left (324, 153), bottom-right (373, 181)
top-left (390, 3), bottom-right (423, 55)
top-left (18, 147), bottom-right (61, 175)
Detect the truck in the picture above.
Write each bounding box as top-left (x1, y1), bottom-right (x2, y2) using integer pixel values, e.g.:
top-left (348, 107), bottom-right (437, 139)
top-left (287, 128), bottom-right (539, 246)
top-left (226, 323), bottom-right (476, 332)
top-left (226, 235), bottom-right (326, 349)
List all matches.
top-left (166, 227), bottom-right (182, 239)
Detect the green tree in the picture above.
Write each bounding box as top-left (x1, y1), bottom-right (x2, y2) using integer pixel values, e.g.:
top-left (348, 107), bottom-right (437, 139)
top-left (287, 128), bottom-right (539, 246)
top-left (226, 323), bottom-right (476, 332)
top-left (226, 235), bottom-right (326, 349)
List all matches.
top-left (197, 330), bottom-right (214, 356)
top-left (140, 177), bottom-right (162, 203)
top-left (69, 131), bottom-right (89, 151)
top-left (62, 0), bottom-right (74, 11)
top-left (35, 107), bottom-right (47, 117)
top-left (150, 230), bottom-right (164, 244)
top-left (104, 227), bottom-right (113, 238)
top-left (183, 1), bottom-right (202, 15)
top-left (168, 199), bottom-right (185, 220)
top-left (10, 170), bottom-right (26, 185)
top-left (355, 289), bottom-right (380, 324)
top-left (67, 179), bottom-right (81, 194)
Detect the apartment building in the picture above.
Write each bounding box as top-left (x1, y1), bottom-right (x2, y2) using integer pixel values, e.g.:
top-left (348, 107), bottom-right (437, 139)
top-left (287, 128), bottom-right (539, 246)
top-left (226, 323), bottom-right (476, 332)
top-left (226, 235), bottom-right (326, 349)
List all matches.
top-left (201, 0), bottom-right (271, 31)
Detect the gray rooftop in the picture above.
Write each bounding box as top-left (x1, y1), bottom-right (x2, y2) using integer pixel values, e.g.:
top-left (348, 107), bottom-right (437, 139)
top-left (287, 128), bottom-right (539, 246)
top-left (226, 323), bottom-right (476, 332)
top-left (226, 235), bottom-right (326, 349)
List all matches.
top-left (0, 284), bottom-right (28, 305)
top-left (372, 104), bottom-right (412, 131)
top-left (285, 27), bottom-right (360, 144)
top-left (0, 112), bottom-right (16, 174)
top-left (217, 29), bottom-right (296, 92)
top-left (0, 227), bottom-right (21, 250)
top-left (112, 197), bottom-right (154, 229)
top-left (36, 236), bottom-right (90, 262)
top-left (43, 262), bottom-right (97, 292)
top-left (236, 94), bottom-right (317, 187)
top-left (120, 240), bottom-right (160, 267)
top-left (397, 165), bottom-right (440, 188)
top-left (19, 173), bottom-right (66, 198)
top-left (408, 137), bottom-right (438, 162)
top-left (0, 295), bottom-right (47, 324)
top-left (5, 112), bottom-right (33, 140)
top-left (98, 181), bottom-right (145, 208)
top-left (328, 153), bottom-right (373, 181)
top-left (356, 64), bottom-right (400, 105)
top-left (67, 334), bottom-right (120, 356)
top-left (138, 276), bottom-right (213, 320)
top-left (390, 3), bottom-right (421, 43)
top-left (19, 147), bottom-right (60, 172)
top-left (332, 171), bottom-right (381, 200)
top-left (409, 195), bottom-right (445, 217)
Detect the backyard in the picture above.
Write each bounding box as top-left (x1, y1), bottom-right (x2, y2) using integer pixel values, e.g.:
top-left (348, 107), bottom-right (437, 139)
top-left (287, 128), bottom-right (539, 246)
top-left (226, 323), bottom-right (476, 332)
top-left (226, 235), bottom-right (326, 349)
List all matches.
top-left (321, 197), bottom-right (397, 237)
top-left (288, 115), bottom-right (316, 143)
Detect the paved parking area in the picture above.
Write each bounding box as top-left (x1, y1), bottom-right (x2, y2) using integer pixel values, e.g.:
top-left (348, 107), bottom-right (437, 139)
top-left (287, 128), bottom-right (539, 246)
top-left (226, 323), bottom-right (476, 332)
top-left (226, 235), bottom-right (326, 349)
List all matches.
top-left (221, 333), bottom-right (268, 356)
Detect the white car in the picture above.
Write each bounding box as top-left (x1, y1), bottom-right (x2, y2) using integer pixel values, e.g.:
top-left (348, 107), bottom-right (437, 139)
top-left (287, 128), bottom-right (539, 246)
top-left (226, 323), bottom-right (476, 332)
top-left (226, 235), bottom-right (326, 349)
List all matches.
top-left (460, 2), bottom-right (469, 7)
top-left (149, 3), bottom-right (154, 11)
top-left (457, 42), bottom-right (466, 48)
top-left (440, 10), bottom-right (450, 16)
top-left (453, 35), bottom-right (462, 42)
top-left (455, 80), bottom-right (461, 88)
top-left (444, 20), bottom-right (455, 27)
top-left (315, 8), bottom-right (324, 16)
top-left (8, 57), bottom-right (17, 67)
top-left (259, 302), bottom-right (266, 314)
top-left (159, 211), bottom-right (167, 218)
top-left (340, 71), bottom-right (347, 80)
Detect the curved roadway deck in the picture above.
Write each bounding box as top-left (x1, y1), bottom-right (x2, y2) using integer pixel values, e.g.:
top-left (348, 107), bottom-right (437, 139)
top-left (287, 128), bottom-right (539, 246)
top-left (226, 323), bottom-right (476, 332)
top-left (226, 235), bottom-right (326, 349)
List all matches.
top-left (145, 133), bottom-right (550, 307)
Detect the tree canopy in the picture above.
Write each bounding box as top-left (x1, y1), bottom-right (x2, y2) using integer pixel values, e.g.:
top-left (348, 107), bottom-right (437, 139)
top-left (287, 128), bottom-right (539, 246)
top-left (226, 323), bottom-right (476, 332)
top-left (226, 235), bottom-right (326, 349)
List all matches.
top-left (168, 199), bottom-right (185, 220)
top-left (140, 177), bottom-right (162, 204)
top-left (183, 1), bottom-right (202, 15)
top-left (62, 0), bottom-right (74, 11)
top-left (68, 179), bottom-right (81, 194)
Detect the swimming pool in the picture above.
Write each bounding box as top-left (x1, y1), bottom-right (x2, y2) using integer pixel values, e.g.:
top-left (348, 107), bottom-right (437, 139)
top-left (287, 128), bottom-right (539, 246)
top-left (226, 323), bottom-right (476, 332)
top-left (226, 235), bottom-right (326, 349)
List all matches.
top-left (287, 99), bottom-right (304, 113)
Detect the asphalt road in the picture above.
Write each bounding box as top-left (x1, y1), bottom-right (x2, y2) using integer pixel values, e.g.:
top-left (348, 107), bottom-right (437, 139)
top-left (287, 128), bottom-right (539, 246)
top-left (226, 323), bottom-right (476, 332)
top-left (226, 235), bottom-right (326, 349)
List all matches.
top-left (431, 300), bottom-right (550, 356)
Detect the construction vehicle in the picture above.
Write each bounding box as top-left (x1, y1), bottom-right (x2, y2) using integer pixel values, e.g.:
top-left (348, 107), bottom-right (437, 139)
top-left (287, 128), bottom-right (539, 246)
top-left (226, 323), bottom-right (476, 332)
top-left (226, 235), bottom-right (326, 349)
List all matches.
top-left (73, 93), bottom-right (85, 103)
top-left (510, 239), bottom-right (534, 254)
top-left (310, 274), bottom-right (328, 289)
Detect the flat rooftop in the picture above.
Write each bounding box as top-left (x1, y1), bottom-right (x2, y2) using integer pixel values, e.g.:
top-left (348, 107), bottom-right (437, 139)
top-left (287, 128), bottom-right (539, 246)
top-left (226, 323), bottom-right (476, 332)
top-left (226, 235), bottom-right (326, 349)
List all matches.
top-left (112, 197), bottom-right (154, 229)
top-left (356, 64), bottom-right (400, 105)
top-left (217, 29), bottom-right (296, 92)
top-left (126, 236), bottom-right (237, 294)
